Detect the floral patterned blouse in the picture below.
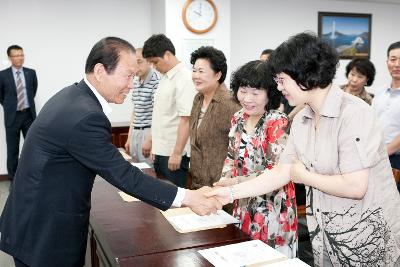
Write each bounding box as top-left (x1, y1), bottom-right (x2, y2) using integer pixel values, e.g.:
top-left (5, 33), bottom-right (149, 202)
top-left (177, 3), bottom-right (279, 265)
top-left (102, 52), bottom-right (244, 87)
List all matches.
top-left (221, 109), bottom-right (298, 257)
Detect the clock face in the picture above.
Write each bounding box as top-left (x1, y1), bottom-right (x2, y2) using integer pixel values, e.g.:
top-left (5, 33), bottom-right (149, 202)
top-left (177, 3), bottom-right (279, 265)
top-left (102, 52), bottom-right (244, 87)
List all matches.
top-left (183, 0), bottom-right (217, 34)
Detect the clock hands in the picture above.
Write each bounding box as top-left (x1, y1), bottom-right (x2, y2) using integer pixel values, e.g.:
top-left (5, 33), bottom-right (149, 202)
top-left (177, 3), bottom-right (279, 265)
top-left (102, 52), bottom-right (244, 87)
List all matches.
top-left (195, 2), bottom-right (202, 16)
top-left (194, 10), bottom-right (202, 16)
top-left (199, 2), bottom-right (202, 15)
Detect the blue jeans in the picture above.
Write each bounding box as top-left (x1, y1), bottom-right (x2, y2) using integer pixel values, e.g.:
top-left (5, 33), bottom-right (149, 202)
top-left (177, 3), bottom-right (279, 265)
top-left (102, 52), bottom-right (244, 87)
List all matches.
top-left (153, 154), bottom-right (189, 188)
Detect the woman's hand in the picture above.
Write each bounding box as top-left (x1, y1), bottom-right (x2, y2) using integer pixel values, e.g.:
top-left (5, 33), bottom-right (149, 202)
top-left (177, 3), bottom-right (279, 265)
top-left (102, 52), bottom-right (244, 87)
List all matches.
top-left (213, 178), bottom-right (238, 187)
top-left (204, 186), bottom-right (231, 206)
top-left (222, 170), bottom-right (233, 179)
top-left (290, 158), bottom-right (308, 184)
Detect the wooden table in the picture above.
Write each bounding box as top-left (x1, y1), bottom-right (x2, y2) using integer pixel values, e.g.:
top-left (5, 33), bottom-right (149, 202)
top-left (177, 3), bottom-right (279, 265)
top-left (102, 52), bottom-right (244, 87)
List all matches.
top-left (110, 121), bottom-right (130, 148)
top-left (88, 173), bottom-right (249, 267)
top-left (118, 245), bottom-right (227, 267)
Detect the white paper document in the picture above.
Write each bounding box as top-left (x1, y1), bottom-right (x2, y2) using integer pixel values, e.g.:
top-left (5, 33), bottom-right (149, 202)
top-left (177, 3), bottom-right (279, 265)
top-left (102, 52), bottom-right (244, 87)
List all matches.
top-left (118, 148), bottom-right (132, 160)
top-left (263, 258), bottom-right (310, 266)
top-left (167, 209), bottom-right (238, 232)
top-left (131, 162), bottom-right (151, 169)
top-left (198, 240), bottom-right (287, 267)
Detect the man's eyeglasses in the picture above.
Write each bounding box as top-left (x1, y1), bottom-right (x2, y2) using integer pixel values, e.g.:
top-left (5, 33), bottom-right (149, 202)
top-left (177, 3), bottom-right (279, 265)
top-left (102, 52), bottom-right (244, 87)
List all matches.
top-left (273, 76), bottom-right (284, 85)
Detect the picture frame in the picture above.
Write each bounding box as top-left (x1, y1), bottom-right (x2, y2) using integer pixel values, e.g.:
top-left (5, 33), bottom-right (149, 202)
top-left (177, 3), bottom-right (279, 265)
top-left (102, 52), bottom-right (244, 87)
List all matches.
top-left (318, 12), bottom-right (372, 59)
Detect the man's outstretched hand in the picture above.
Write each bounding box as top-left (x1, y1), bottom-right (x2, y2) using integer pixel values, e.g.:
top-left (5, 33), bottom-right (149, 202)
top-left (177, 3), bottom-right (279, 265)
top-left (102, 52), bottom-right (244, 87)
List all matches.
top-left (182, 186), bottom-right (222, 216)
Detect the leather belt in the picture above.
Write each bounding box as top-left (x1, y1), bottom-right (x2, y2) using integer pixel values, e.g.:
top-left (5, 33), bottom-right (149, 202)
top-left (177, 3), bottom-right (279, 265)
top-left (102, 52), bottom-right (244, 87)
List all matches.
top-left (17, 108), bottom-right (30, 113)
top-left (133, 125), bottom-right (150, 130)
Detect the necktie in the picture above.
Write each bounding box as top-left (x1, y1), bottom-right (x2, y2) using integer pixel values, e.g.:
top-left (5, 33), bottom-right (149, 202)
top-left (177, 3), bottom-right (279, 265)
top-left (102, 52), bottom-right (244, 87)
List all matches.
top-left (16, 71), bottom-right (26, 111)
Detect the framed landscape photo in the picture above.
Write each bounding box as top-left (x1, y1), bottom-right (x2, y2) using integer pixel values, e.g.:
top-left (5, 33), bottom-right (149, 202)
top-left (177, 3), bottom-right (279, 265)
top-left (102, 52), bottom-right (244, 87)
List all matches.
top-left (318, 12), bottom-right (372, 59)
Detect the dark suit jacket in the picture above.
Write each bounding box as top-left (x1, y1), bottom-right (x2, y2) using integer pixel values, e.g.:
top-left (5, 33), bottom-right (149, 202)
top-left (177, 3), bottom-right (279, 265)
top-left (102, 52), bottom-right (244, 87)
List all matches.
top-left (0, 67), bottom-right (38, 126)
top-left (0, 80), bottom-right (178, 266)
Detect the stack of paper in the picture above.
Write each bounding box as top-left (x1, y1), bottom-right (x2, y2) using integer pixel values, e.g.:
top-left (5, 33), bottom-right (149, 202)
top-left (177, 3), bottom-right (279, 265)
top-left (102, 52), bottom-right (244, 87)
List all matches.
top-left (118, 148), bottom-right (132, 160)
top-left (118, 191), bottom-right (140, 202)
top-left (198, 240), bottom-right (288, 267)
top-left (160, 208), bottom-right (238, 233)
top-left (264, 258), bottom-right (310, 266)
top-left (131, 162), bottom-right (151, 169)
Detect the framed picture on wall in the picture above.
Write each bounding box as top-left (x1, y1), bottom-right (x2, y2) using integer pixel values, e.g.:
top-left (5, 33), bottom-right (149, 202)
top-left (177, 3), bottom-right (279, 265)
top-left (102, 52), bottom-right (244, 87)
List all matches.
top-left (318, 12), bottom-right (372, 59)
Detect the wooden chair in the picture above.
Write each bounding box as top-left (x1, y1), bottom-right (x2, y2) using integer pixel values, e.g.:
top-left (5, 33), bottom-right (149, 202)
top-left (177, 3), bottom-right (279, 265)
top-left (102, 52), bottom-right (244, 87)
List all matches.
top-left (186, 171), bottom-right (193, 189)
top-left (295, 184), bottom-right (307, 218)
top-left (392, 168), bottom-right (400, 183)
top-left (297, 205), bottom-right (306, 218)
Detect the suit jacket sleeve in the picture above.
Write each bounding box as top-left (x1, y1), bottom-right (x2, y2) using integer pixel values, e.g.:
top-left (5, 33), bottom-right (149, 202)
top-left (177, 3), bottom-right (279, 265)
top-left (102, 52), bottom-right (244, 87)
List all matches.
top-left (32, 69), bottom-right (38, 97)
top-left (67, 111), bottom-right (178, 210)
top-left (0, 73), bottom-right (4, 105)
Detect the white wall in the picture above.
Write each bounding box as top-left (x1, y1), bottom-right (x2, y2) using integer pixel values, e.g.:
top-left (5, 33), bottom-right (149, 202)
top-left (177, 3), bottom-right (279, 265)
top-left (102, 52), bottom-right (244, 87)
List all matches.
top-left (231, 0), bottom-right (400, 93)
top-left (0, 0), bottom-right (152, 174)
top-left (165, 0), bottom-right (232, 82)
top-left (151, 0), bottom-right (166, 34)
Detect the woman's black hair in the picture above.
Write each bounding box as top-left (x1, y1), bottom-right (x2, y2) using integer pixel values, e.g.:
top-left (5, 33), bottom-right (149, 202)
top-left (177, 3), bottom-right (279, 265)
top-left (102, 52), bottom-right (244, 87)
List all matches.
top-left (269, 32), bottom-right (339, 90)
top-left (190, 46), bottom-right (227, 84)
top-left (231, 60), bottom-right (281, 111)
top-left (345, 58), bottom-right (376, 86)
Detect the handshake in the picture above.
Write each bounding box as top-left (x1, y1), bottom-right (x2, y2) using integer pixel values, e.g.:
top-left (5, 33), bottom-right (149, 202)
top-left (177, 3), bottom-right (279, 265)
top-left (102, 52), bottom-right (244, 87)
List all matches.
top-left (181, 179), bottom-right (237, 216)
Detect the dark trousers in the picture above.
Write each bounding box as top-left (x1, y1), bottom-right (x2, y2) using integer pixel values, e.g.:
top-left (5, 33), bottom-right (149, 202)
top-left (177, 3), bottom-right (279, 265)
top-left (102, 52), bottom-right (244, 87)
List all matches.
top-left (389, 154), bottom-right (400, 192)
top-left (5, 109), bottom-right (33, 180)
top-left (14, 257), bottom-right (29, 267)
top-left (154, 154), bottom-right (189, 188)
top-left (389, 154), bottom-right (400, 170)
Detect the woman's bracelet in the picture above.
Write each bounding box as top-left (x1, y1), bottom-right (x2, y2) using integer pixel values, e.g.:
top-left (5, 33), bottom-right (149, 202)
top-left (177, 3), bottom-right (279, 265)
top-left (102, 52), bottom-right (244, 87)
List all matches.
top-left (236, 176), bottom-right (240, 184)
top-left (229, 185), bottom-right (235, 203)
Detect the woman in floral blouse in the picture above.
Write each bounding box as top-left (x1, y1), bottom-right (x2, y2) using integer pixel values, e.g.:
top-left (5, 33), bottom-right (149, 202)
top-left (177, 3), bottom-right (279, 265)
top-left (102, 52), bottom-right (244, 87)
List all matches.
top-left (217, 60), bottom-right (298, 258)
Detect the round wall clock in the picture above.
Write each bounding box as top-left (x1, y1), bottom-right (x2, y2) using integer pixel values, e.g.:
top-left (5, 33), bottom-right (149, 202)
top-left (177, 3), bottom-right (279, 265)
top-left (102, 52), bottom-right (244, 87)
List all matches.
top-left (182, 0), bottom-right (218, 34)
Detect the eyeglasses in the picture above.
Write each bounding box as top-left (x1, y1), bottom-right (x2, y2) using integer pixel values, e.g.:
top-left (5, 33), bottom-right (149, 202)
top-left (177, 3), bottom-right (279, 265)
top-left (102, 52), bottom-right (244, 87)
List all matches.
top-left (273, 76), bottom-right (284, 85)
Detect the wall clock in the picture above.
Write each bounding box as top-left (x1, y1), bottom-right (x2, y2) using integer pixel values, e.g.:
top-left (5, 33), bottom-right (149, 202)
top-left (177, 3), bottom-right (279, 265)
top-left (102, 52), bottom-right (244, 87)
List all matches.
top-left (182, 0), bottom-right (218, 34)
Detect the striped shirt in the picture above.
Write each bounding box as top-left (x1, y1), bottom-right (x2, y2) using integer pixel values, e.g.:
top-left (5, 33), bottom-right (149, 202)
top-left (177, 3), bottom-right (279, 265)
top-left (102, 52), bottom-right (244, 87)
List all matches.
top-left (131, 68), bottom-right (160, 128)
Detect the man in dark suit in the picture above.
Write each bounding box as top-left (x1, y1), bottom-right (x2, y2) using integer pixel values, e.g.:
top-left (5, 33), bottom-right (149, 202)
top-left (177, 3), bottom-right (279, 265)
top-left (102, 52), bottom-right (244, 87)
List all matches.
top-left (0, 45), bottom-right (38, 181)
top-left (0, 37), bottom-right (221, 267)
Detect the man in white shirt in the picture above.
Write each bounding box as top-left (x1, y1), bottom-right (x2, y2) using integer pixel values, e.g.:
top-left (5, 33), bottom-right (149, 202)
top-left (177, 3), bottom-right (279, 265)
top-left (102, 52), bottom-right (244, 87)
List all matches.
top-left (372, 41), bottom-right (400, 191)
top-left (143, 34), bottom-right (197, 188)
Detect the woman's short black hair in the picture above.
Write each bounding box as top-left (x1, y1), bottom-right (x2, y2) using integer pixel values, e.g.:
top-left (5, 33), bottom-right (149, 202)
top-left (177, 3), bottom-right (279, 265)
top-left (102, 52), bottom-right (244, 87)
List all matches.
top-left (261, 49), bottom-right (274, 56)
top-left (190, 46), bottom-right (227, 84)
top-left (269, 32), bottom-right (339, 91)
top-left (345, 58), bottom-right (376, 86)
top-left (231, 60), bottom-right (281, 111)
